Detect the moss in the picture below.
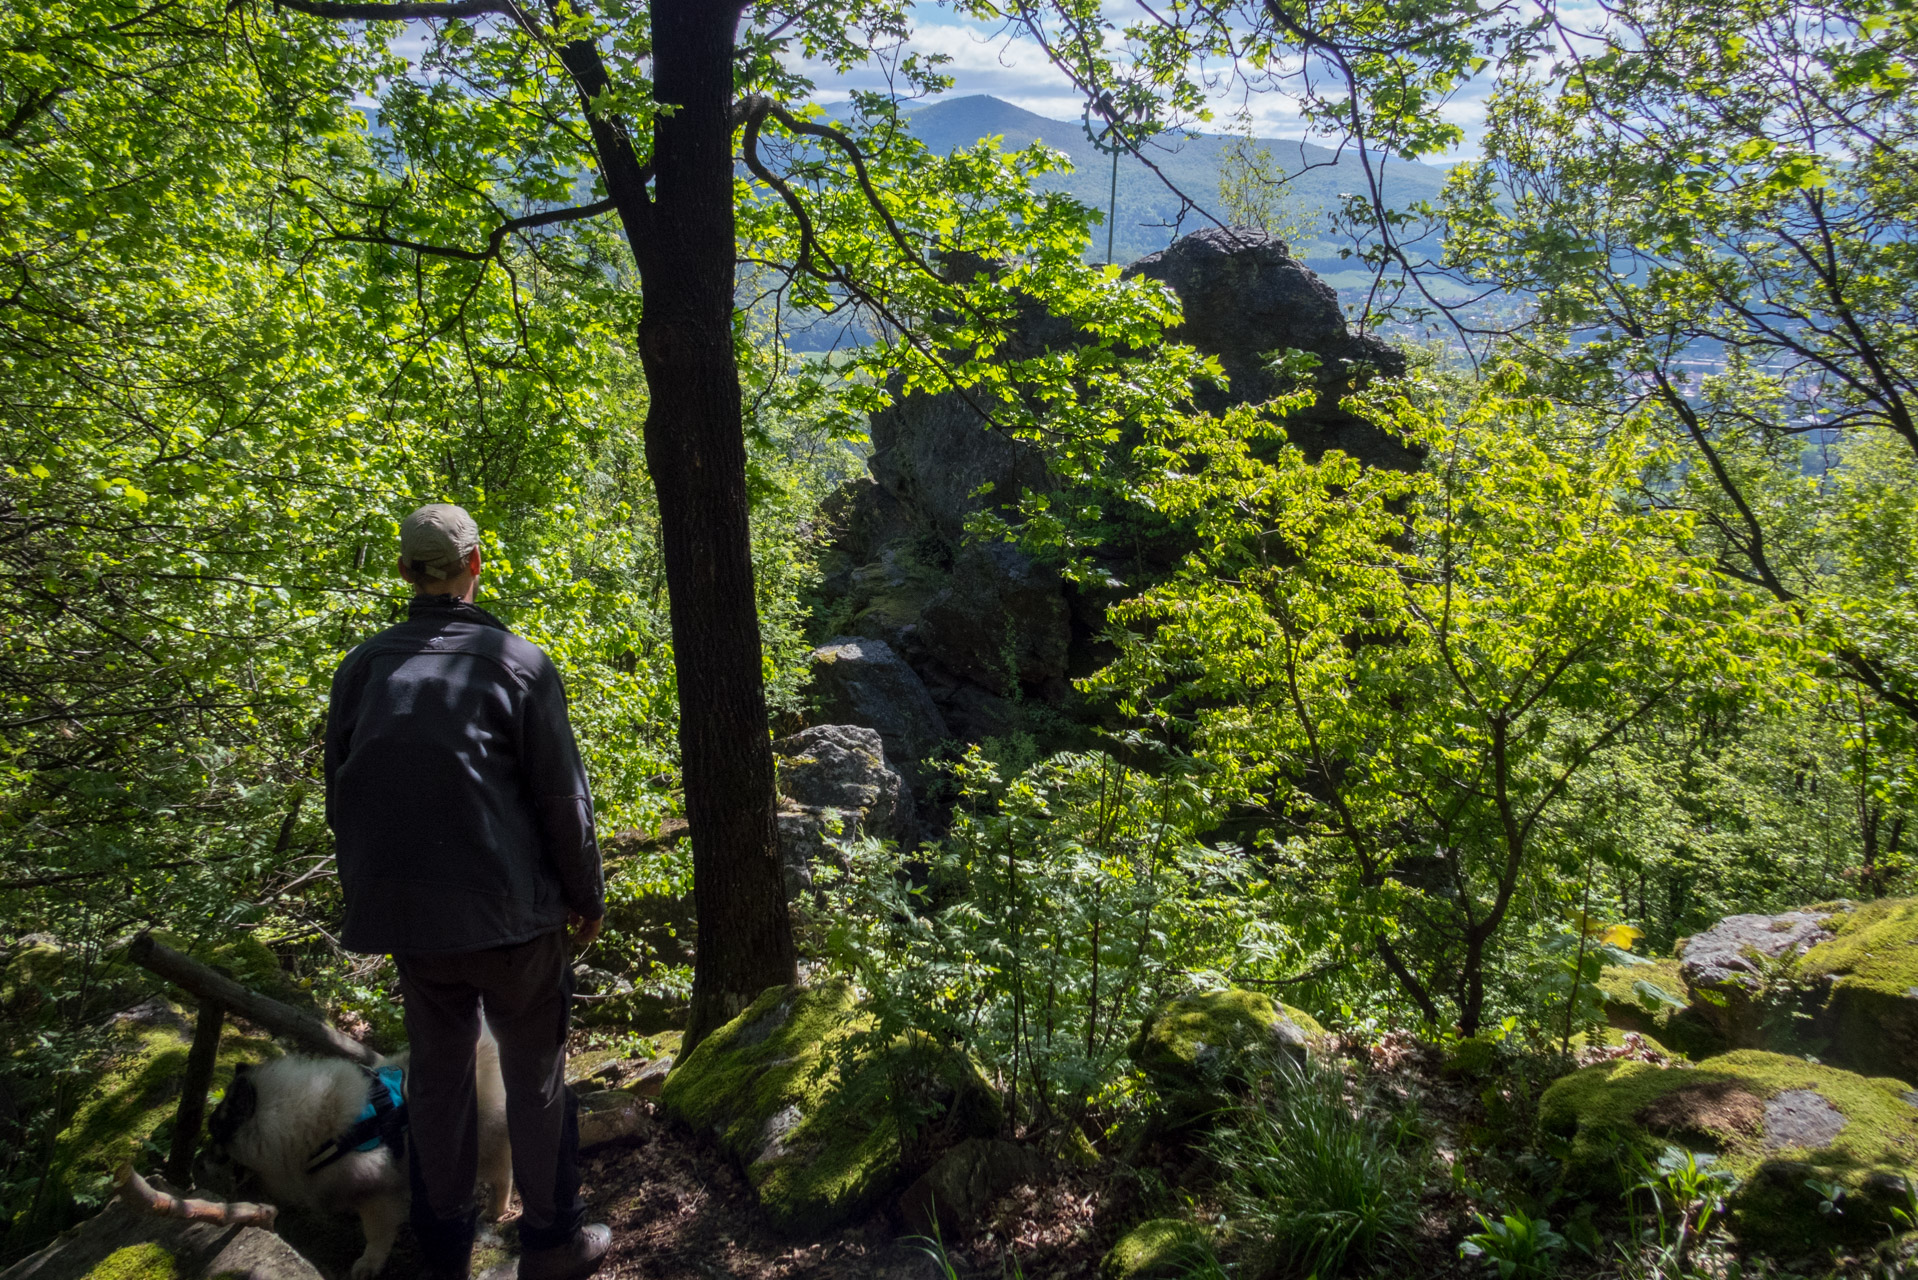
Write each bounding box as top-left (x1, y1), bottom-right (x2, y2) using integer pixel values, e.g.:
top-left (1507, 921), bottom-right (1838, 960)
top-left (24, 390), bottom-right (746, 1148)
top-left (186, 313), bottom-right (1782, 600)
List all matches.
top-left (1132, 990), bottom-right (1320, 1094)
top-left (1540, 1049), bottom-right (1918, 1247)
top-left (1798, 897), bottom-right (1918, 1084)
top-left (13, 1003), bottom-right (280, 1250)
top-left (83, 1243), bottom-right (179, 1280)
top-left (660, 982), bottom-right (999, 1234)
top-left (1100, 1219), bottom-right (1210, 1280)
top-left (1595, 957), bottom-right (1724, 1059)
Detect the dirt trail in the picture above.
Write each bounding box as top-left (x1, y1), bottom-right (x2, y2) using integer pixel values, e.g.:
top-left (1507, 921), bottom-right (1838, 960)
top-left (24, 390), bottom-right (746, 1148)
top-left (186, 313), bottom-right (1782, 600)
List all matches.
top-left (580, 1103), bottom-right (1106, 1280)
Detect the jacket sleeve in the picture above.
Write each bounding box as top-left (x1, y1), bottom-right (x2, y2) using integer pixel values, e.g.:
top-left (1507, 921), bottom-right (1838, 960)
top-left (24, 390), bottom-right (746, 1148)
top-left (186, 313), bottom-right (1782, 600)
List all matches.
top-left (521, 658), bottom-right (605, 919)
top-left (323, 653), bottom-right (360, 836)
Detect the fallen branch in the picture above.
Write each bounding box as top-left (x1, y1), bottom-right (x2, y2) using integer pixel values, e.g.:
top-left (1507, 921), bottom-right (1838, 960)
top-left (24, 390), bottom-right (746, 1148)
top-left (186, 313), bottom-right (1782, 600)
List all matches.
top-left (116, 1165), bottom-right (277, 1227)
top-left (126, 932), bottom-right (379, 1067)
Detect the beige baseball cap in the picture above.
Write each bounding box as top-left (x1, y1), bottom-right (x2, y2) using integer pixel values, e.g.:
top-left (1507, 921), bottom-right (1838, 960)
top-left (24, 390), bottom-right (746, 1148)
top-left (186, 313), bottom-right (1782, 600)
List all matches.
top-left (399, 503), bottom-right (481, 580)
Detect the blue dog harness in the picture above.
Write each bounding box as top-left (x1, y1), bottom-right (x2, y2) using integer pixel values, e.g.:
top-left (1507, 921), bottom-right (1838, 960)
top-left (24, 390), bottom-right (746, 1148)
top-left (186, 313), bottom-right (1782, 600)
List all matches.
top-left (305, 1065), bottom-right (407, 1172)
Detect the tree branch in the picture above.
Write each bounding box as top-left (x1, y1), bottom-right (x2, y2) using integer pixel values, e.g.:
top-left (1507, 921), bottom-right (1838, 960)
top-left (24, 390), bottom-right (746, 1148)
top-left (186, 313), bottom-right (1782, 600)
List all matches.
top-left (270, 0), bottom-right (513, 19)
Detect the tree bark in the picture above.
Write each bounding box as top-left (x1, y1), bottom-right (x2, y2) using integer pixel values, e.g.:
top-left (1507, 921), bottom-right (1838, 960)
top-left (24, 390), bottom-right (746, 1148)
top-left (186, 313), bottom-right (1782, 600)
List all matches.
top-left (637, 0), bottom-right (796, 1050)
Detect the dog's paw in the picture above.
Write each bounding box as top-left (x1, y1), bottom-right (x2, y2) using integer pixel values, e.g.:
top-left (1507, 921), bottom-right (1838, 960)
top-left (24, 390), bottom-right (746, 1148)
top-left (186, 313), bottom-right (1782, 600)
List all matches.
top-left (349, 1255), bottom-right (386, 1280)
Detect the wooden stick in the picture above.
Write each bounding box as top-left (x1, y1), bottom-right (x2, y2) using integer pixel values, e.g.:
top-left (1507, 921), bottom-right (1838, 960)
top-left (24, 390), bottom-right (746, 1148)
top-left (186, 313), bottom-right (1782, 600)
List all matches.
top-left (125, 933), bottom-right (379, 1067)
top-left (115, 1165), bottom-right (277, 1227)
top-left (165, 999), bottom-right (224, 1186)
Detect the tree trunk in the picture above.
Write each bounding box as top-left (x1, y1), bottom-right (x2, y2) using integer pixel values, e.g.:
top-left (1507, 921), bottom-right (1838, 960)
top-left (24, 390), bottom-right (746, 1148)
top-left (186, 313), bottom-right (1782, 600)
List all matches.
top-left (637, 0), bottom-right (796, 1050)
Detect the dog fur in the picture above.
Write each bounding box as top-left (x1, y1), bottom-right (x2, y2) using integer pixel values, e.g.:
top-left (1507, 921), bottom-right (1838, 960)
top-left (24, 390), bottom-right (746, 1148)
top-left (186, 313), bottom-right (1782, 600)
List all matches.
top-left (208, 1028), bottom-right (511, 1280)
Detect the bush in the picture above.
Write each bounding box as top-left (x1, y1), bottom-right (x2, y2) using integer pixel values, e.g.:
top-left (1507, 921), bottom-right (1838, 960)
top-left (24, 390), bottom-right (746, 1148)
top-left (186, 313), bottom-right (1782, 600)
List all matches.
top-left (1211, 1056), bottom-right (1427, 1277)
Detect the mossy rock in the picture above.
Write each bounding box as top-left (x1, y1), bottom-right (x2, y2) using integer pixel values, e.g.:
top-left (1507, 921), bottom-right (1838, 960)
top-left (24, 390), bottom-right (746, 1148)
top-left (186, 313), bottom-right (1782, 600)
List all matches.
top-left (1799, 897), bottom-right (1918, 1086)
top-left (1100, 1219), bottom-right (1210, 1280)
top-left (659, 981), bottom-right (1000, 1235)
top-left (1540, 1049), bottom-right (1918, 1248)
top-left (1595, 956), bottom-right (1723, 1059)
top-left (5, 1002), bottom-right (280, 1254)
top-left (81, 1243), bottom-right (178, 1280)
top-left (1132, 990), bottom-right (1322, 1123)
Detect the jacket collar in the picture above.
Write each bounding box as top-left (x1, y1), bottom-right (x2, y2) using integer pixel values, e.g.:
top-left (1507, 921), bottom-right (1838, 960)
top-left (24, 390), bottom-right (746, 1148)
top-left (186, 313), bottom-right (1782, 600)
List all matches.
top-left (406, 593), bottom-right (511, 633)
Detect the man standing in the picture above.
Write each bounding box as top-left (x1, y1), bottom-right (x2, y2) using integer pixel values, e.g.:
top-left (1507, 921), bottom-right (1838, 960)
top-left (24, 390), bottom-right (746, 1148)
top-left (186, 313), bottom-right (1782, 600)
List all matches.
top-left (326, 503), bottom-right (612, 1280)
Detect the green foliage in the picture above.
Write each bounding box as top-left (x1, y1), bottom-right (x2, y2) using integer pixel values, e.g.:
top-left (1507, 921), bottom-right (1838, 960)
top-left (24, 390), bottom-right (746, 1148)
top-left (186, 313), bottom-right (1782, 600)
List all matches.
top-left (1211, 1056), bottom-right (1427, 1277)
top-left (813, 745), bottom-right (1282, 1130)
top-left (1459, 1212), bottom-right (1566, 1280)
top-left (1088, 363), bottom-right (1783, 1032)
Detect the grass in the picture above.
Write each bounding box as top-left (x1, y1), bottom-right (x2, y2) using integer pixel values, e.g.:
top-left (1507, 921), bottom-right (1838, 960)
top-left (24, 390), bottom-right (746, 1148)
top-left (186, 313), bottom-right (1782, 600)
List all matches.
top-left (1210, 1055), bottom-right (1428, 1278)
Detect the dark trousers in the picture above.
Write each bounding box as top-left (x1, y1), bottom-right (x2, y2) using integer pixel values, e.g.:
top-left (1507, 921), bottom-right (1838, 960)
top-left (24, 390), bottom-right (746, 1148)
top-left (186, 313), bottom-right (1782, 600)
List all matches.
top-left (396, 928), bottom-right (586, 1255)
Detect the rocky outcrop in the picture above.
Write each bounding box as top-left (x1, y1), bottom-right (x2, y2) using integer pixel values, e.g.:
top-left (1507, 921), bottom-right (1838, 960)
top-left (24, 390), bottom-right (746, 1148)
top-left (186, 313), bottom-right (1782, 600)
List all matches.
top-left (773, 724), bottom-right (916, 897)
top-left (1127, 227), bottom-right (1413, 468)
top-left (810, 228), bottom-right (1417, 792)
top-left (658, 982), bottom-right (1000, 1234)
top-left (806, 638), bottom-right (950, 789)
top-left (1540, 1049), bottom-right (1918, 1248)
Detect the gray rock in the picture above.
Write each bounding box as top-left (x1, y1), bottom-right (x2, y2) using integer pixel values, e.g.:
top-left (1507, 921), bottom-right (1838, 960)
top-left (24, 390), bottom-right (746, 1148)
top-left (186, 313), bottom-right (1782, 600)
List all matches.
top-left (1764, 1089), bottom-right (1848, 1150)
top-left (919, 543), bottom-right (1071, 697)
top-left (1680, 907), bottom-right (1852, 1044)
top-left (807, 638), bottom-right (949, 780)
top-left (576, 1088), bottom-right (650, 1150)
top-left (897, 1138), bottom-right (1046, 1236)
top-left (0, 1199), bottom-right (322, 1280)
top-left (774, 724), bottom-right (918, 897)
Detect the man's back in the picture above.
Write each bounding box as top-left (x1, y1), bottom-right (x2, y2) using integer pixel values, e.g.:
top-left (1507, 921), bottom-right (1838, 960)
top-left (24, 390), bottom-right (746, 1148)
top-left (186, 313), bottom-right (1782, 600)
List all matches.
top-left (326, 593), bottom-right (601, 955)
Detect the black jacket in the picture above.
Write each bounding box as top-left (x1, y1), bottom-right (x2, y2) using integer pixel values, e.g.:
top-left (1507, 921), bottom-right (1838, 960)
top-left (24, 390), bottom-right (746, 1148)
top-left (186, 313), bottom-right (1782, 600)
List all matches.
top-left (325, 594), bottom-right (603, 955)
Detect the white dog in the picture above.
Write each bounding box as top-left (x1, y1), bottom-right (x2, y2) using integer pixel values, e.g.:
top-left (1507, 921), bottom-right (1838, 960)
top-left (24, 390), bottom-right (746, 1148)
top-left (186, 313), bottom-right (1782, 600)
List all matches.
top-left (208, 1028), bottom-right (512, 1280)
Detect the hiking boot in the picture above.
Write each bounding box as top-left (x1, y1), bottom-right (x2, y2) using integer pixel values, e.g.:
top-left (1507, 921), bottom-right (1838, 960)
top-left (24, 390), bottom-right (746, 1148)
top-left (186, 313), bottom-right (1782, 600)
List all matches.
top-left (518, 1224), bottom-right (611, 1280)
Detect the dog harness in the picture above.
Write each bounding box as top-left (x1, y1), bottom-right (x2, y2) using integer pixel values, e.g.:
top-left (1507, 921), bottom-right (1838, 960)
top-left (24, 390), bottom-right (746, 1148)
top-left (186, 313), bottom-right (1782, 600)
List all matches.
top-left (305, 1065), bottom-right (407, 1172)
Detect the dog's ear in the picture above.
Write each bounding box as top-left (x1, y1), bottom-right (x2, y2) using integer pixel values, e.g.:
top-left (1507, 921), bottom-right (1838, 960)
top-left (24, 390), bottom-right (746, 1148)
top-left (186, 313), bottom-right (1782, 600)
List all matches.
top-left (207, 1068), bottom-right (258, 1149)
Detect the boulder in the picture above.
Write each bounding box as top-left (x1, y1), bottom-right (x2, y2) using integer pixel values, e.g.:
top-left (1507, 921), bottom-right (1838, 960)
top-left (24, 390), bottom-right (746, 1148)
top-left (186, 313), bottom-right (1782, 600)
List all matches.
top-left (659, 982), bottom-right (1000, 1234)
top-left (1131, 990), bottom-right (1323, 1124)
top-left (773, 725), bottom-right (916, 896)
top-left (0, 1199), bottom-right (322, 1280)
top-left (807, 638), bottom-right (950, 786)
top-left (1099, 1219), bottom-right (1212, 1280)
top-left (576, 1089), bottom-right (650, 1150)
top-left (1678, 906), bottom-right (1850, 1045)
top-left (1596, 956), bottom-right (1724, 1060)
top-left (1539, 1049), bottom-right (1918, 1248)
top-left (896, 1137), bottom-right (1045, 1236)
top-left (917, 543), bottom-right (1071, 698)
top-left (1126, 227), bottom-right (1417, 470)
top-left (1799, 897), bottom-right (1918, 1085)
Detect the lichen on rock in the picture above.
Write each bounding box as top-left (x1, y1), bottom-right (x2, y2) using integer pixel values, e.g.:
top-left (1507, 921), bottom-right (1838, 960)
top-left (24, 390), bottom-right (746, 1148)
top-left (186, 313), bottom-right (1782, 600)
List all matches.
top-left (1540, 1049), bottom-right (1918, 1246)
top-left (658, 981), bottom-right (999, 1234)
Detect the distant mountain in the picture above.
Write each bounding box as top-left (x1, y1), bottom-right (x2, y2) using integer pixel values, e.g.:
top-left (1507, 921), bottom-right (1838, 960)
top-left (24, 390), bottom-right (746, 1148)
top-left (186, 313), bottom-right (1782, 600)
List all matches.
top-left (887, 95), bottom-right (1450, 269)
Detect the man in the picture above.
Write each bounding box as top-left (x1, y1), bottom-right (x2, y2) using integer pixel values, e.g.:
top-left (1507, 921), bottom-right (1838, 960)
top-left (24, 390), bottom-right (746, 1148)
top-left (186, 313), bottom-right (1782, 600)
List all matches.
top-left (325, 503), bottom-right (612, 1280)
